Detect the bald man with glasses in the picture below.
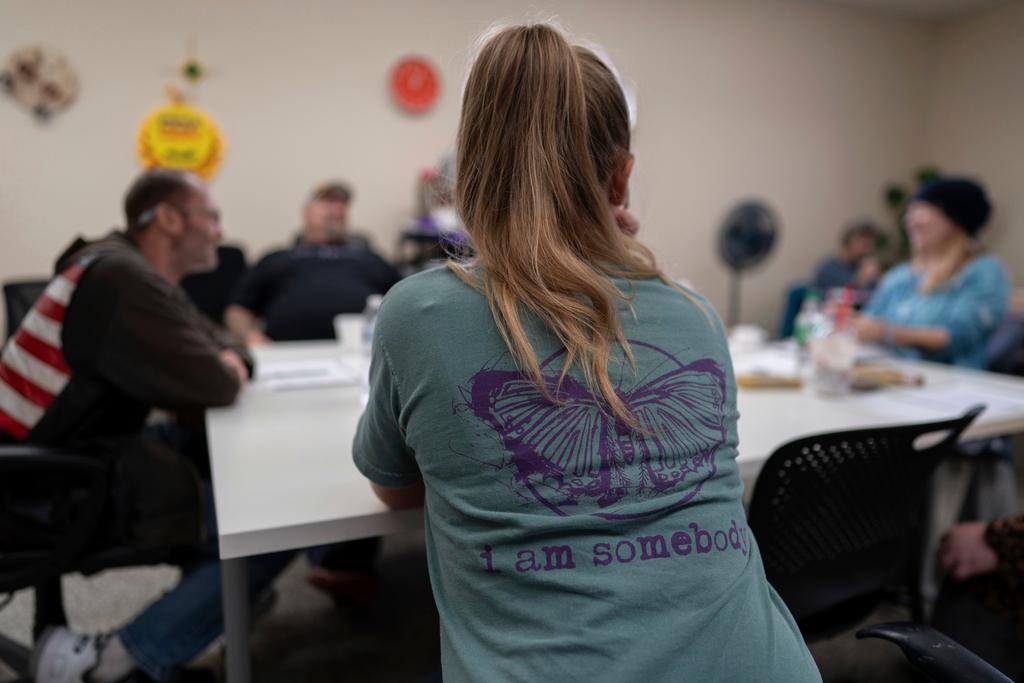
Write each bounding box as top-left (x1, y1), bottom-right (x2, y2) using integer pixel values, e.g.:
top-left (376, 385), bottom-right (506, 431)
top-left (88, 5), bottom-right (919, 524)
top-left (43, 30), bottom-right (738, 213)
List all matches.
top-left (1, 169), bottom-right (294, 683)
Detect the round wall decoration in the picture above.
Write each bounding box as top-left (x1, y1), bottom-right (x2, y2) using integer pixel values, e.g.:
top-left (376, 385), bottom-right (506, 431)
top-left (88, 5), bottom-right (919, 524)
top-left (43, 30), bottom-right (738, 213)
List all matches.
top-left (0, 45), bottom-right (80, 121)
top-left (136, 100), bottom-right (223, 179)
top-left (390, 56), bottom-right (439, 114)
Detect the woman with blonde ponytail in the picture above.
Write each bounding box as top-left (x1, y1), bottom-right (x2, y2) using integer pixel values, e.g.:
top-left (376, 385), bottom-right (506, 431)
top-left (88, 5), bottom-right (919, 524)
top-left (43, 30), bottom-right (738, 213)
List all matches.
top-left (354, 23), bottom-right (819, 681)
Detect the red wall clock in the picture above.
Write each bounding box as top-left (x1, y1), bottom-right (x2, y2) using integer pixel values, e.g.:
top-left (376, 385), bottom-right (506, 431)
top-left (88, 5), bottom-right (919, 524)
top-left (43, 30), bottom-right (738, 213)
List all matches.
top-left (390, 56), bottom-right (439, 114)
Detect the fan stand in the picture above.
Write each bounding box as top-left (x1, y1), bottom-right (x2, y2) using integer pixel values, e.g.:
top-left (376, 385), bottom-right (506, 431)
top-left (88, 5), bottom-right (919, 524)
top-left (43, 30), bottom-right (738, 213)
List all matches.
top-left (727, 268), bottom-right (741, 328)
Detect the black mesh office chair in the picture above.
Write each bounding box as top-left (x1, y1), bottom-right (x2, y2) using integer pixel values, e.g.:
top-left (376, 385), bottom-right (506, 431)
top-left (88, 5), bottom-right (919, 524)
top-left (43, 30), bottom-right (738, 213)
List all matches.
top-left (747, 405), bottom-right (984, 640)
top-left (2, 280), bottom-right (48, 341)
top-left (0, 445), bottom-right (179, 680)
top-left (180, 245), bottom-right (248, 325)
top-left (858, 622), bottom-right (1012, 683)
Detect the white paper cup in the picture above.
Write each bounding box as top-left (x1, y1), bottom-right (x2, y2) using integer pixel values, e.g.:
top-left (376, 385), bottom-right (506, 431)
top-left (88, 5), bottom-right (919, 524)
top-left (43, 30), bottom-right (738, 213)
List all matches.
top-left (333, 314), bottom-right (364, 355)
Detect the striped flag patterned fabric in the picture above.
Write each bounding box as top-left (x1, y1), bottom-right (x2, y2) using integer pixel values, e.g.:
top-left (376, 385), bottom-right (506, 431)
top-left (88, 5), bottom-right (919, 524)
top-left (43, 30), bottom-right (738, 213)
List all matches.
top-left (0, 262), bottom-right (86, 440)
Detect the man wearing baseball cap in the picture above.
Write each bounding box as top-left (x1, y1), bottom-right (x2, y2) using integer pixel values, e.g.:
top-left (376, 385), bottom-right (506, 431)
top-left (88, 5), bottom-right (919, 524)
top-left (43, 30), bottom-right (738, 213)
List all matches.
top-left (226, 180), bottom-right (399, 345)
top-left (224, 181), bottom-right (399, 601)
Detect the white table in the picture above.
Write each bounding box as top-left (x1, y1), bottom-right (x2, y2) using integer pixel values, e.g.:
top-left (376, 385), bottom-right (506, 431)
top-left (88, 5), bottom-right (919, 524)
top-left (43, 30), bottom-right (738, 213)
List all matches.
top-left (734, 348), bottom-right (1024, 477)
top-left (207, 342), bottom-right (420, 683)
top-left (207, 341), bottom-right (1024, 683)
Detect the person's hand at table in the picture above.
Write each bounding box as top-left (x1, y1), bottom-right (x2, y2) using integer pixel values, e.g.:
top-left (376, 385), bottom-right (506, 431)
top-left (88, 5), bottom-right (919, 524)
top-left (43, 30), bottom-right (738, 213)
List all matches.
top-left (939, 521), bottom-right (998, 581)
top-left (219, 349), bottom-right (250, 388)
top-left (851, 314), bottom-right (887, 344)
top-left (613, 206), bottom-right (639, 238)
top-left (851, 315), bottom-right (951, 352)
top-left (245, 330), bottom-right (272, 347)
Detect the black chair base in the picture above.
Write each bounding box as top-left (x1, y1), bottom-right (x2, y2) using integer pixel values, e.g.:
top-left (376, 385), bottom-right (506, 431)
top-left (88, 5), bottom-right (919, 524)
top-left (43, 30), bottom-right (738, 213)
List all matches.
top-left (0, 631), bottom-right (30, 680)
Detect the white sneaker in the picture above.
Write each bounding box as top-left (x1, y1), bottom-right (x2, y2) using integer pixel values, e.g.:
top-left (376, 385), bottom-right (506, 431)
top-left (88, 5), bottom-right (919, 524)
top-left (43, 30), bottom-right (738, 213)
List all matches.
top-left (29, 626), bottom-right (103, 683)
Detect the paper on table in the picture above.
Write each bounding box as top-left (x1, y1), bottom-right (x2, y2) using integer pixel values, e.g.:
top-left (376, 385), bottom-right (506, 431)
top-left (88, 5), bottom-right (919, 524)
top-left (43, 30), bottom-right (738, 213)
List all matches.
top-left (256, 358), bottom-right (359, 391)
top-left (854, 343), bottom-right (892, 363)
top-left (851, 379), bottom-right (1024, 422)
top-left (732, 348), bottom-right (801, 378)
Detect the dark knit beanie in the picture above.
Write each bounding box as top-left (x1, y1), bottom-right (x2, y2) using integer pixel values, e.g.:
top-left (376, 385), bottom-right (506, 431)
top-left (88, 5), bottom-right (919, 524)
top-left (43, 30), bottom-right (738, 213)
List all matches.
top-left (913, 177), bottom-right (992, 237)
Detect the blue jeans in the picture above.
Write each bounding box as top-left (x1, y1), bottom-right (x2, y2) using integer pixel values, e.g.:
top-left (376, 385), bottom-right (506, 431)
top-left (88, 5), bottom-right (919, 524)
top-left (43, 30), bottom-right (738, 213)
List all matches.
top-left (118, 480), bottom-right (294, 681)
top-left (118, 429), bottom-right (296, 682)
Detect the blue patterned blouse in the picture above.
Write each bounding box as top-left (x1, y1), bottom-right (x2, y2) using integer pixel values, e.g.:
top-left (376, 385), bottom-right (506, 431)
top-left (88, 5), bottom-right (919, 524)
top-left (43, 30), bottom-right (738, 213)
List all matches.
top-left (864, 253), bottom-right (1010, 368)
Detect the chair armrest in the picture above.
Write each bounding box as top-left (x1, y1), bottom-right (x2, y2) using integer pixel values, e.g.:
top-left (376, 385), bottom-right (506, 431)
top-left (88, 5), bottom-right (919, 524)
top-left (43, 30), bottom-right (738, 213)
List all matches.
top-left (857, 621), bottom-right (1011, 683)
top-left (0, 444), bottom-right (106, 476)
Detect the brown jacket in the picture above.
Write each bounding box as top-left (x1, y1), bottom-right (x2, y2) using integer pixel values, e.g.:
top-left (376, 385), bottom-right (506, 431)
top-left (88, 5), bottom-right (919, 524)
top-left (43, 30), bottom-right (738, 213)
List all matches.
top-left (2, 231), bottom-right (250, 548)
top-left (23, 231), bottom-right (250, 445)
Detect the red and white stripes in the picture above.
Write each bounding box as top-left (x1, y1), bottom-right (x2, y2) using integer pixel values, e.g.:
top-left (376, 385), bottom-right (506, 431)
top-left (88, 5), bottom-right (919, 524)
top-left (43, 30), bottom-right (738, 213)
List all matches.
top-left (0, 263), bottom-right (85, 440)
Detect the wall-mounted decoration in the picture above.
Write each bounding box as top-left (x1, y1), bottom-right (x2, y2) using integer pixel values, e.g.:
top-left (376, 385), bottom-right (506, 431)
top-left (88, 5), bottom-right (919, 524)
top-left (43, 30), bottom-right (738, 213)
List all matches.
top-left (390, 56), bottom-right (440, 114)
top-left (179, 56), bottom-right (206, 84)
top-left (0, 45), bottom-right (79, 122)
top-left (168, 38), bottom-right (213, 87)
top-left (136, 86), bottom-right (223, 179)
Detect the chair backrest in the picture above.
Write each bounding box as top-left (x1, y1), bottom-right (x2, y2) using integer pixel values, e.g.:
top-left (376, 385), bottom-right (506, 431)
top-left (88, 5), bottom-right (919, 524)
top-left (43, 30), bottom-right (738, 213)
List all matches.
top-left (3, 279), bottom-right (49, 341)
top-left (180, 245), bottom-right (248, 324)
top-left (748, 405), bottom-right (983, 637)
top-left (986, 314), bottom-right (1024, 376)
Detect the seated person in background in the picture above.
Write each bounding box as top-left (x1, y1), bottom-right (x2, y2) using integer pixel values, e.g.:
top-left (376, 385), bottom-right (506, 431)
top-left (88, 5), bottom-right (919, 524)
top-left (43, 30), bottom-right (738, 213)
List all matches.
top-left (353, 24), bottom-right (820, 682)
top-left (933, 515), bottom-right (1024, 680)
top-left (812, 220), bottom-right (881, 297)
top-left (226, 182), bottom-right (396, 601)
top-left (853, 177), bottom-right (1009, 369)
top-left (2, 170), bottom-right (294, 683)
top-left (225, 181), bottom-right (400, 344)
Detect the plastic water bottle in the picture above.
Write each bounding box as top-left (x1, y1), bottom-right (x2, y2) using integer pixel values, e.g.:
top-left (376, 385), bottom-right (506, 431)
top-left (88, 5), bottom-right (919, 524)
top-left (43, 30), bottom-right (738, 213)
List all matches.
top-left (809, 286), bottom-right (856, 395)
top-left (363, 294), bottom-right (384, 354)
top-left (793, 291), bottom-right (822, 348)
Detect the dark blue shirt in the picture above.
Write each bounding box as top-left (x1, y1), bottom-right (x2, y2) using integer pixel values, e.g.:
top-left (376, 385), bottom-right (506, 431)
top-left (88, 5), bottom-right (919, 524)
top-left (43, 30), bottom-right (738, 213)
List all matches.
top-left (812, 256), bottom-right (857, 293)
top-left (231, 242), bottom-right (400, 341)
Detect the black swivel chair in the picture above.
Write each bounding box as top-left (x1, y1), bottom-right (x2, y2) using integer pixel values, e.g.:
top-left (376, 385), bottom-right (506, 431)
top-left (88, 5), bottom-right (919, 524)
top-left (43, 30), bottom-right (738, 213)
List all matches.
top-left (747, 405), bottom-right (984, 640)
top-left (180, 245), bottom-right (248, 325)
top-left (2, 280), bottom-right (48, 342)
top-left (0, 445), bottom-right (183, 680)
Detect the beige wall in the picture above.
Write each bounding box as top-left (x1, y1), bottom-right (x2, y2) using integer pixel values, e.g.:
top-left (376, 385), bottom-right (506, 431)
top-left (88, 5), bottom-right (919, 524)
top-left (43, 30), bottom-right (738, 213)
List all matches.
top-left (0, 0), bottom-right (941, 332)
top-left (926, 1), bottom-right (1024, 285)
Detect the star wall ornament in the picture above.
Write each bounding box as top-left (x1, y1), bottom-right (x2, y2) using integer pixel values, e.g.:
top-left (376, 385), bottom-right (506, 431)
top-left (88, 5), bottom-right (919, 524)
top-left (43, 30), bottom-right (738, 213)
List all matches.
top-left (160, 38), bottom-right (216, 92)
top-left (180, 57), bottom-right (205, 83)
top-left (0, 45), bottom-right (80, 122)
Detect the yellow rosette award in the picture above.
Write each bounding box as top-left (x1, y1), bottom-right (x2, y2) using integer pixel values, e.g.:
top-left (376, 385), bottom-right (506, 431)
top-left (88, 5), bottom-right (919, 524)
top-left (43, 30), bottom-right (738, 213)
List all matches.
top-left (137, 99), bottom-right (223, 179)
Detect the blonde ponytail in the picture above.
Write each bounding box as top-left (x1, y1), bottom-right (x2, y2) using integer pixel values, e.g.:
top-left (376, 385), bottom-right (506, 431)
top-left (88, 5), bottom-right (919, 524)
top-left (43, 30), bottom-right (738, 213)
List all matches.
top-left (450, 23), bottom-right (676, 426)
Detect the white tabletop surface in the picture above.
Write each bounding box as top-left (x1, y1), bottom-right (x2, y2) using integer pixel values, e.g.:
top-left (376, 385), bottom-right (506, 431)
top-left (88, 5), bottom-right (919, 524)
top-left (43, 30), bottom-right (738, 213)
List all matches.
top-left (207, 342), bottom-right (420, 559)
top-left (735, 347), bottom-right (1024, 474)
top-left (208, 341), bottom-right (1024, 559)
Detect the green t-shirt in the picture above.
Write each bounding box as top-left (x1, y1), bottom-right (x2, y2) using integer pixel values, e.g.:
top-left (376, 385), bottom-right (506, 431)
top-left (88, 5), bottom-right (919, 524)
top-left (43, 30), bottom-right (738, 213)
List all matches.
top-left (354, 267), bottom-right (820, 682)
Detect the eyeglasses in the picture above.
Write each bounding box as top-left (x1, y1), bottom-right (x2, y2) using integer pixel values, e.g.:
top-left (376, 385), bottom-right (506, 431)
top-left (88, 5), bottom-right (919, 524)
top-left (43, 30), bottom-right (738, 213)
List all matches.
top-left (172, 204), bottom-right (222, 223)
top-left (136, 203), bottom-right (221, 226)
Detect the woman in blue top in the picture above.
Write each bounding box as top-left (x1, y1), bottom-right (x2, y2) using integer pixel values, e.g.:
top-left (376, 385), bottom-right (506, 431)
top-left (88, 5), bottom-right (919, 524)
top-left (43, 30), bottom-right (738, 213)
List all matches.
top-left (854, 177), bottom-right (1009, 368)
top-left (353, 23), bottom-right (819, 682)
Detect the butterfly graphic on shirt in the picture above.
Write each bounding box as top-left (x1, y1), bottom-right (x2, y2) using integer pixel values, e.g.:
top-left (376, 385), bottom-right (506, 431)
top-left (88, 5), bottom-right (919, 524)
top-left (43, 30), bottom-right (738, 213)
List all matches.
top-left (460, 341), bottom-right (727, 520)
